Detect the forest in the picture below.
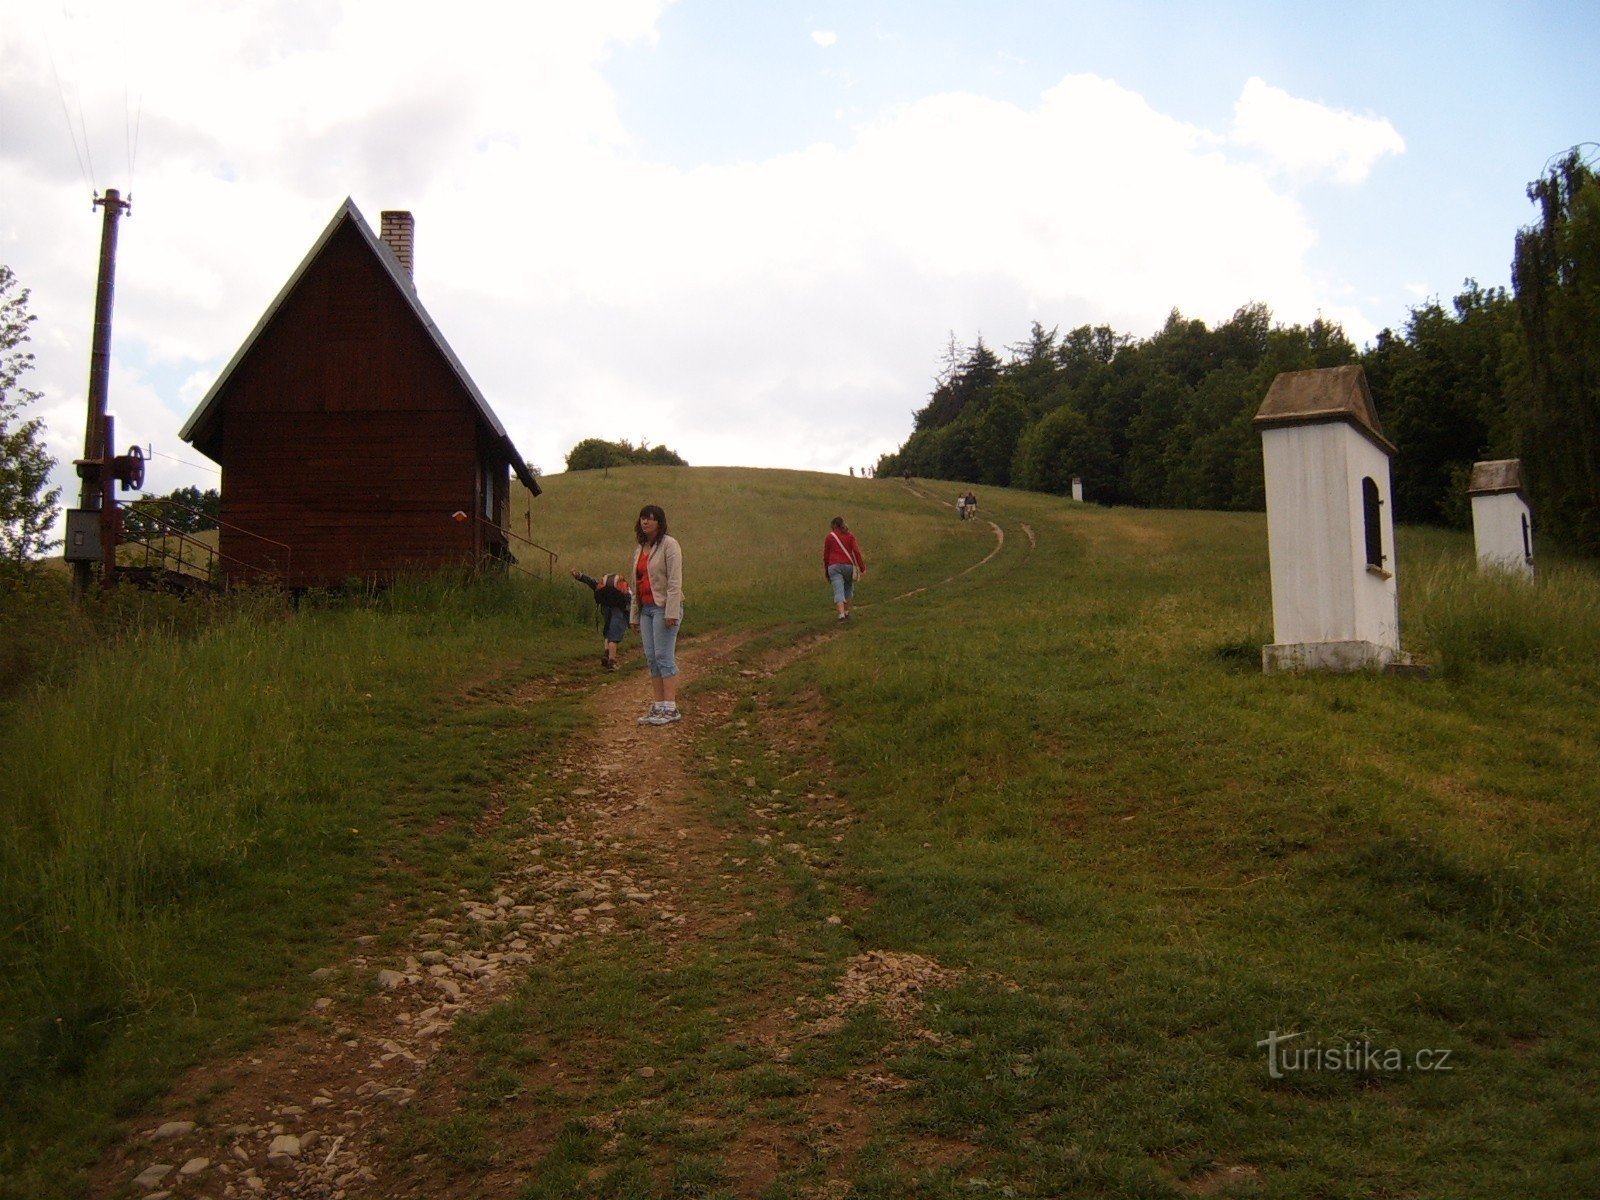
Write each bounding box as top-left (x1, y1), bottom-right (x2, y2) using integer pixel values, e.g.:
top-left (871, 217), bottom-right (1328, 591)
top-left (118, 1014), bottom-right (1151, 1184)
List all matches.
top-left (877, 150), bottom-right (1600, 555)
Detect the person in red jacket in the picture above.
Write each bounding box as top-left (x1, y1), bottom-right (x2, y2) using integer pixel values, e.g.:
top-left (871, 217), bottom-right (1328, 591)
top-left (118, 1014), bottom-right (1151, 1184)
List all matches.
top-left (822, 516), bottom-right (866, 622)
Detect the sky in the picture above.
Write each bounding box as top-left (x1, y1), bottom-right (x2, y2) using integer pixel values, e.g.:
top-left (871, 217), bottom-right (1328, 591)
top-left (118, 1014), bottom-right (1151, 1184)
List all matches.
top-left (2, 0), bottom-right (1596, 527)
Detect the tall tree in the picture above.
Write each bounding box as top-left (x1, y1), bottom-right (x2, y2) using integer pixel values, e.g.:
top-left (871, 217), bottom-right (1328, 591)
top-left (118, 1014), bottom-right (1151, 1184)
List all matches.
top-left (0, 266), bottom-right (60, 575)
top-left (912, 338), bottom-right (1002, 431)
top-left (1011, 403), bottom-right (1115, 497)
top-left (1511, 149), bottom-right (1600, 553)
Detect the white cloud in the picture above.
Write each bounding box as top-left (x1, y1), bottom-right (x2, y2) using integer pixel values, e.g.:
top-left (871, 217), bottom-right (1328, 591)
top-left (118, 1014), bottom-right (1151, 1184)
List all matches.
top-left (1230, 76), bottom-right (1405, 185)
top-left (812, 30), bottom-right (838, 48)
top-left (2, 1), bottom-right (1395, 523)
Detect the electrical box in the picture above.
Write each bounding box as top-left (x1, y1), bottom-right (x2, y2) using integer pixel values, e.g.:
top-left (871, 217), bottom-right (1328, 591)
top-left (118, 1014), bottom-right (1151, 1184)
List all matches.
top-left (64, 509), bottom-right (102, 562)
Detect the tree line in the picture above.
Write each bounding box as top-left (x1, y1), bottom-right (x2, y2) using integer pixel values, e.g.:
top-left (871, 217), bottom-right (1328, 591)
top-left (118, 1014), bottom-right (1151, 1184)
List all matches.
top-left (878, 150), bottom-right (1600, 555)
top-left (565, 437), bottom-right (688, 471)
top-left (2, 156), bottom-right (1596, 571)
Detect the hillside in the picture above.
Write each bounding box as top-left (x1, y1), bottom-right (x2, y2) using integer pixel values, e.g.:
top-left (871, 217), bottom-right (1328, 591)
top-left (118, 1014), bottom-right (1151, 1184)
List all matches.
top-left (6, 467), bottom-right (1599, 1199)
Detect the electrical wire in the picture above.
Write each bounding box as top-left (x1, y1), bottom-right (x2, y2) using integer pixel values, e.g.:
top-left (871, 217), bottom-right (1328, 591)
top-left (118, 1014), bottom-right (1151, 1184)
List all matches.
top-left (150, 449), bottom-right (222, 476)
top-left (45, 34), bottom-right (95, 199)
top-left (118, 8), bottom-right (141, 192)
top-left (1542, 143), bottom-right (1600, 177)
top-left (126, 85), bottom-right (143, 192)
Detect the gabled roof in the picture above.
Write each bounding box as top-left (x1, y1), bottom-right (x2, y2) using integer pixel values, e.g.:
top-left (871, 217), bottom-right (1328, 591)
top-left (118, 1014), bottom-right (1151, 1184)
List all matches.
top-left (180, 198), bottom-right (539, 494)
top-left (1468, 459), bottom-right (1526, 497)
top-left (1254, 364), bottom-right (1396, 457)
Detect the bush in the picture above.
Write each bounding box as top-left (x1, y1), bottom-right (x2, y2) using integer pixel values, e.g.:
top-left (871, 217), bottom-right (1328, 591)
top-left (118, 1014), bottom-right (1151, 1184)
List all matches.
top-left (564, 438), bottom-right (686, 471)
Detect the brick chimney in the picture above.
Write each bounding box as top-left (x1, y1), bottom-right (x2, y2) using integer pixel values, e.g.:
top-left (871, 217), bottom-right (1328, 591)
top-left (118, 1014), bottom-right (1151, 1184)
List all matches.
top-left (379, 210), bottom-right (414, 276)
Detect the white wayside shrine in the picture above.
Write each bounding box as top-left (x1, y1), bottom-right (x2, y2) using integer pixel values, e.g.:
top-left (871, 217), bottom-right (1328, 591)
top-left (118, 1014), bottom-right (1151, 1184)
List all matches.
top-left (1468, 459), bottom-right (1534, 580)
top-left (1071, 477), bottom-right (1084, 503)
top-left (1254, 366), bottom-right (1404, 673)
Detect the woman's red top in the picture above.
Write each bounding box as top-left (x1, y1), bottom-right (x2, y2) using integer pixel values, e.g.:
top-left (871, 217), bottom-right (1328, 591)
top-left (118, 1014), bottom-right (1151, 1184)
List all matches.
top-left (635, 546), bottom-right (656, 605)
top-left (823, 529), bottom-right (864, 570)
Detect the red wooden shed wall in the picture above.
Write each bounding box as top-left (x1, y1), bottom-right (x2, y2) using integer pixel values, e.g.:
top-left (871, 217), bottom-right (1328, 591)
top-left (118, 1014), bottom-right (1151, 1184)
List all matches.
top-left (212, 220), bottom-right (496, 586)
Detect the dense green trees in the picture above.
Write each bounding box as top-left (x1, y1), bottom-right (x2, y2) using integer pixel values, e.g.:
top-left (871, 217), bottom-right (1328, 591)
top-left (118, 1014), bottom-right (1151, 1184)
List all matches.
top-left (0, 266), bottom-right (60, 576)
top-left (880, 152), bottom-right (1600, 553)
top-left (879, 306), bottom-right (1359, 512)
top-left (565, 438), bottom-right (688, 472)
top-left (1511, 149), bottom-right (1600, 554)
top-left (1363, 282), bottom-right (1516, 528)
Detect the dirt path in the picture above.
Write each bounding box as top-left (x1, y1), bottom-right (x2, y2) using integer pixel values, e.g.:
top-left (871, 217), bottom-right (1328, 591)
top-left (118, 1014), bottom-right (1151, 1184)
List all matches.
top-left (876, 479), bottom-right (1015, 604)
top-left (94, 640), bottom-right (751, 1200)
top-left (95, 508), bottom-right (1026, 1199)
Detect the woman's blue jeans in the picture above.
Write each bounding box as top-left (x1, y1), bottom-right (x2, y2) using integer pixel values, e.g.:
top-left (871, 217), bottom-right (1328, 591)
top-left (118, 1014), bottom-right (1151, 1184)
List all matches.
top-left (637, 603), bottom-right (680, 678)
top-left (828, 563), bottom-right (856, 604)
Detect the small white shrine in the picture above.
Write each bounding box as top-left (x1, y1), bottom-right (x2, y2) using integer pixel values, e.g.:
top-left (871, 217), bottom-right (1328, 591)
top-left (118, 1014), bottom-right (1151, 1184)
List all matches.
top-left (1468, 459), bottom-right (1534, 580)
top-left (1071, 477), bottom-right (1084, 503)
top-left (1254, 366), bottom-right (1402, 673)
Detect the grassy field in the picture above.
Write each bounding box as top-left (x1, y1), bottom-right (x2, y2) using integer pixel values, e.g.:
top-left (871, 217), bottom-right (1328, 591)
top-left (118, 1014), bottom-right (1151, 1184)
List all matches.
top-left (0, 572), bottom-right (598, 1196)
top-left (4, 465), bottom-right (1598, 1198)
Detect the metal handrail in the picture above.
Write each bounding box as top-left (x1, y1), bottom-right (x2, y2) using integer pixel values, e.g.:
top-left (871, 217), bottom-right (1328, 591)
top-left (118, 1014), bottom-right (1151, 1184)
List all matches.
top-left (120, 498), bottom-right (293, 585)
top-left (467, 512), bottom-right (558, 580)
top-left (121, 525), bottom-right (219, 584)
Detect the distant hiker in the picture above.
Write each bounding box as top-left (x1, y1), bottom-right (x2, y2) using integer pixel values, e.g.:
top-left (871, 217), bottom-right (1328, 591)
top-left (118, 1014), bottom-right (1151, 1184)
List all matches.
top-left (823, 515), bottom-right (866, 623)
top-left (959, 490), bottom-right (978, 520)
top-left (956, 492), bottom-right (969, 520)
top-left (629, 504), bottom-right (685, 725)
top-left (571, 567), bottom-right (630, 671)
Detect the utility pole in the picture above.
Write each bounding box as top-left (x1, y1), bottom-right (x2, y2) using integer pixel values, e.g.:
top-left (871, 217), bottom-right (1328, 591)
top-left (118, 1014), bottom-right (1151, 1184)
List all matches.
top-left (71, 188), bottom-right (132, 600)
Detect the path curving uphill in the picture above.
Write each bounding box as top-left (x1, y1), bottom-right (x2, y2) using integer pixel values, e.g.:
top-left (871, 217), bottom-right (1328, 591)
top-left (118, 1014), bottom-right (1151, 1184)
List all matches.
top-left (875, 477), bottom-right (1033, 605)
top-left (93, 483), bottom-right (1040, 1199)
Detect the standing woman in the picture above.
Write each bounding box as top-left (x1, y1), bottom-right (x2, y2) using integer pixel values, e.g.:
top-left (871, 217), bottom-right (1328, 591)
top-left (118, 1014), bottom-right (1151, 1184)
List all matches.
top-left (823, 516), bottom-right (866, 622)
top-left (629, 504), bottom-right (685, 725)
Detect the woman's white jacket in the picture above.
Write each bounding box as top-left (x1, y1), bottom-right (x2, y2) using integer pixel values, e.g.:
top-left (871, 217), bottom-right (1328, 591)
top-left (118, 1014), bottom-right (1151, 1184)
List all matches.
top-left (627, 535), bottom-right (684, 624)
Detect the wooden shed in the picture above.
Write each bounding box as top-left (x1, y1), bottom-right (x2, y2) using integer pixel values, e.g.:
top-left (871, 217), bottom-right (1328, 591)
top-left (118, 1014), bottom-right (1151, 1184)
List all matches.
top-left (180, 199), bottom-right (539, 588)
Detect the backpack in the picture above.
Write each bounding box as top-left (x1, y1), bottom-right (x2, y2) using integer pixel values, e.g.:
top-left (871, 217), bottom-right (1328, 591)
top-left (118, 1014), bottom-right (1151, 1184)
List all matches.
top-left (594, 573), bottom-right (631, 608)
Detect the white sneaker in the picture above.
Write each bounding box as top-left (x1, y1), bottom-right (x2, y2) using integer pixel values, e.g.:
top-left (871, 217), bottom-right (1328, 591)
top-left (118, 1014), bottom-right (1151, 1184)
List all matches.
top-left (643, 706), bottom-right (682, 725)
top-left (637, 702), bottom-right (665, 725)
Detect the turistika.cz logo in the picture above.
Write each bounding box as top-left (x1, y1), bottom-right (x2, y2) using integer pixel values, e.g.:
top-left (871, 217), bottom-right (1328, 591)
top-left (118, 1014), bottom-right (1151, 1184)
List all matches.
top-left (1257, 1031), bottom-right (1455, 1079)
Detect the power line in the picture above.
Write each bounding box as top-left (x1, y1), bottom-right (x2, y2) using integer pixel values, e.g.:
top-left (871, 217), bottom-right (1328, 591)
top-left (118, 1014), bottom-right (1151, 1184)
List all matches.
top-left (149, 449), bottom-right (221, 476)
top-left (1542, 142), bottom-right (1600, 177)
top-left (45, 34), bottom-right (95, 199)
top-left (126, 84), bottom-right (143, 188)
top-left (118, 9), bottom-right (141, 189)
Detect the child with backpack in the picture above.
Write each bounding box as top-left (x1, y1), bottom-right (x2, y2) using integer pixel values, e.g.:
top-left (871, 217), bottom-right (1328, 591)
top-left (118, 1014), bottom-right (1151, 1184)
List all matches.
top-left (571, 567), bottom-right (631, 671)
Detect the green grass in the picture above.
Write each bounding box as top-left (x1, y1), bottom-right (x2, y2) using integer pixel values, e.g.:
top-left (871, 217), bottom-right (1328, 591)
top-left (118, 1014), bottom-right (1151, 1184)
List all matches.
top-left (0, 570), bottom-right (596, 1198)
top-left (790, 490), bottom-right (1600, 1197)
top-left (519, 465), bottom-right (974, 627)
top-left (490, 472), bottom-right (1600, 1197)
top-left (6, 468), bottom-right (1600, 1198)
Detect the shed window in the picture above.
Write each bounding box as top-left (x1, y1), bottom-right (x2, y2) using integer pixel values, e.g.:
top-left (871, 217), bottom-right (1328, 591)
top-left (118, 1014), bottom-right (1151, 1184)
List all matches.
top-left (1522, 513), bottom-right (1532, 560)
top-left (1362, 476), bottom-right (1384, 568)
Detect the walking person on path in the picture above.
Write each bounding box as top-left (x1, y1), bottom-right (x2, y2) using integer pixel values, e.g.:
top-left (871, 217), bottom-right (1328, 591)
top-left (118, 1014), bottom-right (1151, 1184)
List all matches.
top-left (629, 504), bottom-right (685, 725)
top-left (823, 515), bottom-right (866, 623)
